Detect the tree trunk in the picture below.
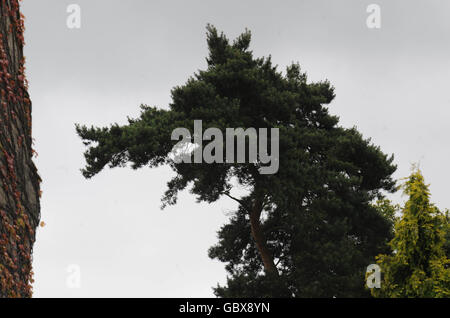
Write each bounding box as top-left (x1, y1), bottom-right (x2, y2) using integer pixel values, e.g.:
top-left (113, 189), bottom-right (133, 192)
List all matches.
top-left (249, 198), bottom-right (278, 275)
top-left (0, 0), bottom-right (40, 298)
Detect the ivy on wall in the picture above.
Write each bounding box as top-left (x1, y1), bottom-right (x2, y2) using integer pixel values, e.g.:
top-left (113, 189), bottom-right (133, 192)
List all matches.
top-left (0, 0), bottom-right (41, 298)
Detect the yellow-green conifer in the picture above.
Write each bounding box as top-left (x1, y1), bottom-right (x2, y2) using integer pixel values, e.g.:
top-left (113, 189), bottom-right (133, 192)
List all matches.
top-left (372, 169), bottom-right (450, 297)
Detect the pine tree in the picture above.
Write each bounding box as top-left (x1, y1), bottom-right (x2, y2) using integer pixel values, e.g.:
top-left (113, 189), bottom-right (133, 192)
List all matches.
top-left (0, 0), bottom-right (41, 297)
top-left (372, 169), bottom-right (450, 297)
top-left (77, 26), bottom-right (396, 297)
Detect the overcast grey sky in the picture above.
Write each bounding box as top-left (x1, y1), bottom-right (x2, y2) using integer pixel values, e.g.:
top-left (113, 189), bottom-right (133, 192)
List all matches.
top-left (21, 0), bottom-right (450, 297)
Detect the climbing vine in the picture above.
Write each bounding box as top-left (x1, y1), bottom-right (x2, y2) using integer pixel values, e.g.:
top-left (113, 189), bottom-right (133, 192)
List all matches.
top-left (0, 0), bottom-right (40, 298)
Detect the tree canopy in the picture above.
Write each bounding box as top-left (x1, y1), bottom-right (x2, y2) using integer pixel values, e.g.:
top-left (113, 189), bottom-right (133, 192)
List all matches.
top-left (77, 25), bottom-right (397, 297)
top-left (372, 169), bottom-right (450, 298)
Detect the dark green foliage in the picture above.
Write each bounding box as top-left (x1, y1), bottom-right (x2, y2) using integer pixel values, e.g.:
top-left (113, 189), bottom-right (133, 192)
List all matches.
top-left (210, 190), bottom-right (396, 297)
top-left (77, 25), bottom-right (397, 297)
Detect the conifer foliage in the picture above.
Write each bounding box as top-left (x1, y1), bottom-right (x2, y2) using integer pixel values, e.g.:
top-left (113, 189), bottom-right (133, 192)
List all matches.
top-left (372, 169), bottom-right (450, 297)
top-left (77, 26), bottom-right (397, 297)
